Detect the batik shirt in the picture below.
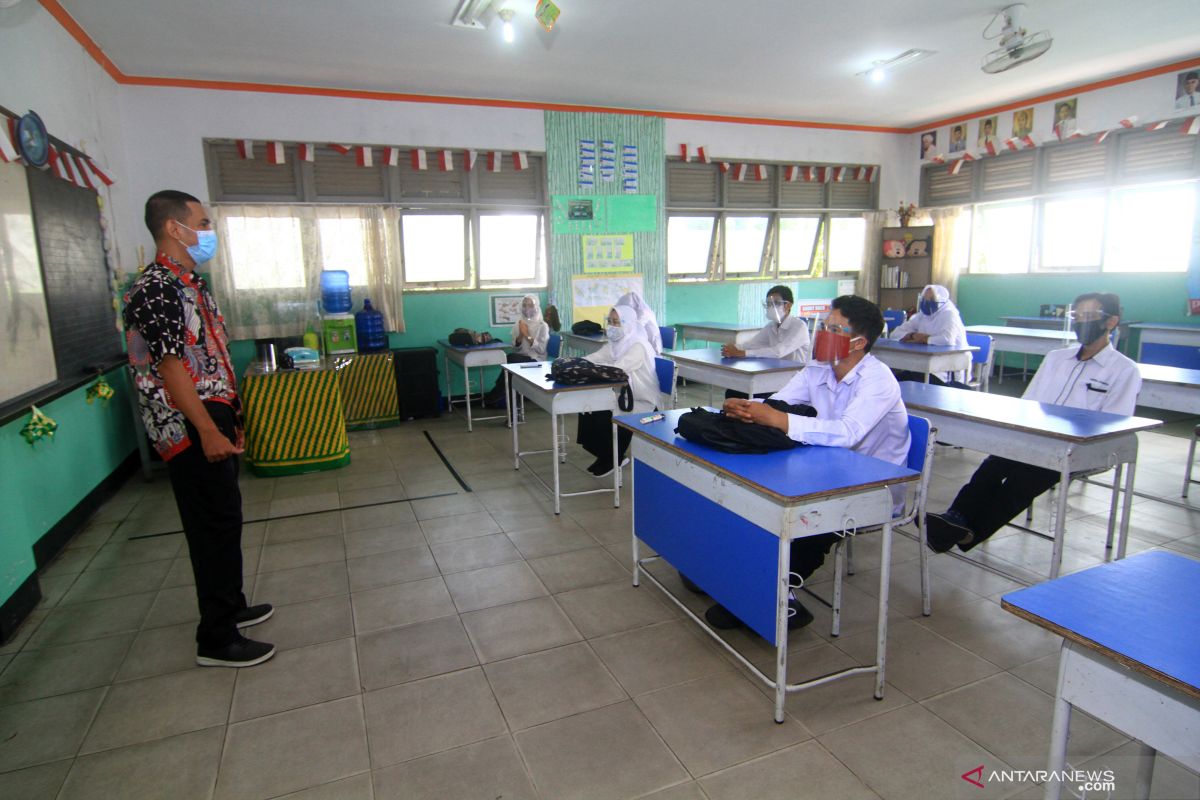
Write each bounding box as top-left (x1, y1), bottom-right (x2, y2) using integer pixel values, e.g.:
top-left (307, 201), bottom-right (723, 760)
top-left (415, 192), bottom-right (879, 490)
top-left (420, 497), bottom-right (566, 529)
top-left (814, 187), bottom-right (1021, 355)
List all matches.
top-left (123, 254), bottom-right (240, 460)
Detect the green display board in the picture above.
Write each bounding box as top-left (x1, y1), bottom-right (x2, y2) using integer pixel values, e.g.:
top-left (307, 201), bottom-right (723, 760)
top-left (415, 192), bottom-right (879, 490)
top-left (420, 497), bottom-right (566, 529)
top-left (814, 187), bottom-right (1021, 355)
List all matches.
top-left (551, 194), bottom-right (658, 234)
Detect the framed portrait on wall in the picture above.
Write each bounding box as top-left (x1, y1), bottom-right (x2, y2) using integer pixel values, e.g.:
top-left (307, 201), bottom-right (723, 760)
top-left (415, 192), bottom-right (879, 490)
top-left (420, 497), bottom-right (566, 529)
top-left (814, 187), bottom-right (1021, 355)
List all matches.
top-left (490, 294), bottom-right (526, 327)
top-left (1012, 107), bottom-right (1034, 137)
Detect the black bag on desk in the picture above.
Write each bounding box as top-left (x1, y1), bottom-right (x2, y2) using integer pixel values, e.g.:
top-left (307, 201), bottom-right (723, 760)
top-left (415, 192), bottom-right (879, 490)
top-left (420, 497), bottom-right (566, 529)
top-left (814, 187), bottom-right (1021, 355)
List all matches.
top-left (548, 357), bottom-right (634, 412)
top-left (448, 328), bottom-right (497, 346)
top-left (571, 320), bottom-right (603, 336)
top-left (675, 407), bottom-right (801, 454)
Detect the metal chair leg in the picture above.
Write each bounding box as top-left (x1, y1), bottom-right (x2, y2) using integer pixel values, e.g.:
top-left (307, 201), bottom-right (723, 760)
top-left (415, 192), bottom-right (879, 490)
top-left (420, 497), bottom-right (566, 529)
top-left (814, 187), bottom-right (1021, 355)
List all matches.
top-left (1184, 426), bottom-right (1198, 498)
top-left (831, 539), bottom-right (844, 638)
top-left (845, 536), bottom-right (856, 576)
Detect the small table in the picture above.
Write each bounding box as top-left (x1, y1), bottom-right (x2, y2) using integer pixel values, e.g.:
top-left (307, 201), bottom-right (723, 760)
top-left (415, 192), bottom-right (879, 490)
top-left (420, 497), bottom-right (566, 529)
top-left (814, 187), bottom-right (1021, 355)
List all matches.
top-left (676, 321), bottom-right (761, 349)
top-left (965, 325), bottom-right (1075, 382)
top-left (438, 339), bottom-right (509, 432)
top-left (1132, 322), bottom-right (1200, 369)
top-left (242, 362), bottom-right (351, 476)
top-left (503, 361), bottom-right (622, 515)
top-left (336, 352), bottom-right (400, 430)
top-left (899, 381), bottom-right (1163, 580)
top-left (665, 347), bottom-right (804, 403)
top-left (1002, 551), bottom-right (1200, 800)
top-left (617, 409), bottom-right (918, 722)
top-left (560, 331), bottom-right (606, 356)
top-left (871, 338), bottom-right (976, 383)
top-left (1136, 363), bottom-right (1200, 416)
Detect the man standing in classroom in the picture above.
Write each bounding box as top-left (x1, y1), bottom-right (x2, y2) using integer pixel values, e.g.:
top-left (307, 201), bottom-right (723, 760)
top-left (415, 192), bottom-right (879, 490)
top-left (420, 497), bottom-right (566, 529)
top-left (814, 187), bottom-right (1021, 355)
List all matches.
top-left (123, 190), bottom-right (274, 667)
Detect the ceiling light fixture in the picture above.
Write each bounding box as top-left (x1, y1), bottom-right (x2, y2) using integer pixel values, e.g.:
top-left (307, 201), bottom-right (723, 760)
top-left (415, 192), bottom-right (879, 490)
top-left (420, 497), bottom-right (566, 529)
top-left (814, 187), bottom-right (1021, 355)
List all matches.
top-left (450, 0), bottom-right (493, 30)
top-left (499, 8), bottom-right (515, 43)
top-left (858, 48), bottom-right (936, 81)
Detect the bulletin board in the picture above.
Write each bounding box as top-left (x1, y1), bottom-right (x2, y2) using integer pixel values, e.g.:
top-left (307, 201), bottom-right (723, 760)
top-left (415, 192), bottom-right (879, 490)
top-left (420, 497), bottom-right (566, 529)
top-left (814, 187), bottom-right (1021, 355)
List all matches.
top-left (571, 274), bottom-right (644, 325)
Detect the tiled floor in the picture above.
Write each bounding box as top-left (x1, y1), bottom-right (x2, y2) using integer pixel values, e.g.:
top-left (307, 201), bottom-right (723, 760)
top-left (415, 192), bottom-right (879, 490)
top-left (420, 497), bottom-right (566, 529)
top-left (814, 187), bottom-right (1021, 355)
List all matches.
top-left (2, 381), bottom-right (1199, 800)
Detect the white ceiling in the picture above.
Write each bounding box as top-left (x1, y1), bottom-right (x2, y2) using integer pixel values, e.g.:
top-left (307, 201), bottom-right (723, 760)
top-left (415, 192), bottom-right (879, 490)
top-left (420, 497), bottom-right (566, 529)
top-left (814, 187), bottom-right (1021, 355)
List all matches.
top-left (57, 0), bottom-right (1200, 128)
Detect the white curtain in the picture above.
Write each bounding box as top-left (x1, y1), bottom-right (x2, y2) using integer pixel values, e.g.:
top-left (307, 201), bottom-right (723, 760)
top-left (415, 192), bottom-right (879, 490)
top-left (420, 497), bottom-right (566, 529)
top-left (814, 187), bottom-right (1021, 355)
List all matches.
top-left (927, 206), bottom-right (973, 301)
top-left (856, 210), bottom-right (888, 302)
top-left (209, 204), bottom-right (404, 340)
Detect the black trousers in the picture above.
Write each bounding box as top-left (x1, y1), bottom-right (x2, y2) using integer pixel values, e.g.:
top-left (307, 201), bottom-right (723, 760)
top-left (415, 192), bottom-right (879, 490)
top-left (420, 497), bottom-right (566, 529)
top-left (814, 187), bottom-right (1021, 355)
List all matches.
top-left (166, 402), bottom-right (247, 649)
top-left (577, 411), bottom-right (633, 465)
top-left (790, 533), bottom-right (841, 583)
top-left (485, 353), bottom-right (535, 400)
top-left (723, 389), bottom-right (772, 400)
top-left (948, 455), bottom-right (1060, 549)
top-left (893, 370), bottom-right (971, 390)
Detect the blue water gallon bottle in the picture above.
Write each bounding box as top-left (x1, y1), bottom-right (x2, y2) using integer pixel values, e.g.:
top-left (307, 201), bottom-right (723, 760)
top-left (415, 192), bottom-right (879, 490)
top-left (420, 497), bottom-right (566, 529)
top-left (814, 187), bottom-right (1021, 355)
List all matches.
top-left (355, 298), bottom-right (387, 353)
top-left (320, 270), bottom-right (352, 314)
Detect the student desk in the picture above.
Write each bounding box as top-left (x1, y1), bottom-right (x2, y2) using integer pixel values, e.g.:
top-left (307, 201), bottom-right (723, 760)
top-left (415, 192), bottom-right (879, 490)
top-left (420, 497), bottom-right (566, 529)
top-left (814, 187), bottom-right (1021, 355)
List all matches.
top-left (675, 321), bottom-right (761, 348)
top-left (615, 409), bottom-right (918, 722)
top-left (965, 325), bottom-right (1075, 382)
top-left (241, 361), bottom-right (351, 476)
top-left (1136, 363), bottom-right (1200, 416)
top-left (899, 382), bottom-right (1162, 580)
top-left (1132, 322), bottom-right (1200, 369)
top-left (1002, 551), bottom-right (1200, 800)
top-left (1000, 315), bottom-right (1072, 331)
top-left (871, 338), bottom-right (975, 383)
top-left (438, 339), bottom-right (509, 432)
top-left (664, 348), bottom-right (803, 402)
top-left (502, 361), bottom-right (621, 515)
top-left (560, 331), bottom-right (606, 356)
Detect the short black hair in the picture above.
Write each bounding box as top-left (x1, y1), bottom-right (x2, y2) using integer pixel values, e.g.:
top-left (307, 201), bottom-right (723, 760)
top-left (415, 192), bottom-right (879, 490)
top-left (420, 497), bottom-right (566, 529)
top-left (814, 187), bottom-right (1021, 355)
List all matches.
top-left (831, 294), bottom-right (885, 352)
top-left (145, 190), bottom-right (201, 241)
top-left (766, 285), bottom-right (794, 304)
top-left (1074, 292), bottom-right (1121, 319)
top-left (1185, 71), bottom-right (1199, 81)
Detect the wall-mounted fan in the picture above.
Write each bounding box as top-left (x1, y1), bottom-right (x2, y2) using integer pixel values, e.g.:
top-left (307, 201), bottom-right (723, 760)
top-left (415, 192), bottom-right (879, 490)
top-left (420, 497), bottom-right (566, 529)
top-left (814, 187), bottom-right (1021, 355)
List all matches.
top-left (981, 4), bottom-right (1053, 74)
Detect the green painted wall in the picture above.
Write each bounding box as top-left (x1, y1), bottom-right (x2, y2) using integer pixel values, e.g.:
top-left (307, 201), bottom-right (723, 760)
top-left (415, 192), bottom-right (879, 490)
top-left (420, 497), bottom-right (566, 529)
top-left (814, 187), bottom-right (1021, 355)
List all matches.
top-left (663, 279), bottom-right (840, 325)
top-left (0, 366), bottom-right (137, 603)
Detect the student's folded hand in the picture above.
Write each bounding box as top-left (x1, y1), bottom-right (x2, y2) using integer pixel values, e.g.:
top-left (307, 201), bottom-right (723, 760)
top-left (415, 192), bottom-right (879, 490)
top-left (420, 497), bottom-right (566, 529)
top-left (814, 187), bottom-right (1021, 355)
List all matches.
top-left (722, 398), bottom-right (753, 420)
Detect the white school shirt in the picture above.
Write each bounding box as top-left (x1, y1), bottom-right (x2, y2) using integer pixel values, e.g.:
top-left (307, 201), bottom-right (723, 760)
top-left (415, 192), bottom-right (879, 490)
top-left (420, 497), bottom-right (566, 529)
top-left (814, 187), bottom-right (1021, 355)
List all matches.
top-left (1022, 343), bottom-right (1142, 415)
top-left (758, 354), bottom-right (911, 512)
top-left (590, 341), bottom-right (659, 413)
top-left (511, 319), bottom-right (550, 360)
top-left (888, 305), bottom-right (970, 383)
top-left (736, 316), bottom-right (812, 362)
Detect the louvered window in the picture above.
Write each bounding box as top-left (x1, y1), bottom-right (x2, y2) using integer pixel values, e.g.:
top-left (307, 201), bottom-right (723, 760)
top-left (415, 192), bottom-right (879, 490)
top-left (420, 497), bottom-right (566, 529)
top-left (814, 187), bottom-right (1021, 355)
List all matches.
top-left (207, 142), bottom-right (302, 201)
top-left (980, 151), bottom-right (1036, 198)
top-left (922, 161), bottom-right (974, 206)
top-left (666, 161), bottom-right (719, 206)
top-left (829, 180), bottom-right (872, 209)
top-left (1118, 130), bottom-right (1199, 183)
top-left (724, 172), bottom-right (774, 207)
top-left (312, 147), bottom-right (386, 201)
top-left (1043, 141), bottom-right (1109, 191)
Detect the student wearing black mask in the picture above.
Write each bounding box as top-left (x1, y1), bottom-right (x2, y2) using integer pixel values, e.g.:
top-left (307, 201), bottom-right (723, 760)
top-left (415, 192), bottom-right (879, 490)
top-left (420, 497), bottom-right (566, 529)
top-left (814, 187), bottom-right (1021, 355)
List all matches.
top-left (925, 292), bottom-right (1142, 553)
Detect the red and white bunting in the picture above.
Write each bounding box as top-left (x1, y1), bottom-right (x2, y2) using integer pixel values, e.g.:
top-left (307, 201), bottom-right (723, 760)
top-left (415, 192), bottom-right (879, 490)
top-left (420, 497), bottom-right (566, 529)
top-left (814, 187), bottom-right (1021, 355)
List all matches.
top-left (383, 147), bottom-right (400, 167)
top-left (329, 143), bottom-right (352, 155)
top-left (697, 146), bottom-right (709, 164)
top-left (487, 151), bottom-right (503, 172)
top-left (1020, 134), bottom-right (1036, 149)
top-left (1119, 116), bottom-right (1138, 128)
top-left (0, 119), bottom-right (19, 163)
top-left (754, 164), bottom-right (767, 181)
top-left (962, 151), bottom-right (977, 161)
top-left (983, 140), bottom-right (998, 157)
top-left (929, 155), bottom-right (946, 165)
top-left (814, 166), bottom-right (828, 183)
top-left (465, 150), bottom-right (478, 171)
top-left (1146, 121), bottom-right (1169, 131)
top-left (1185, 117), bottom-right (1200, 136)
top-left (861, 166), bottom-right (877, 182)
top-left (1003, 138), bottom-right (1021, 152)
top-left (73, 154), bottom-right (95, 189)
top-left (266, 141), bottom-right (286, 165)
top-left (235, 139), bottom-right (254, 160)
top-left (355, 146), bottom-right (372, 167)
top-left (410, 148), bottom-right (427, 170)
top-left (59, 148), bottom-right (80, 186)
top-left (513, 151), bottom-right (529, 171)
top-left (1095, 130), bottom-right (1112, 145)
top-left (298, 143), bottom-right (315, 162)
top-left (1067, 130), bottom-right (1086, 140)
top-left (679, 144), bottom-right (691, 163)
top-left (717, 161), bottom-right (730, 174)
top-left (85, 157), bottom-right (114, 186)
top-left (732, 163), bottom-right (747, 181)
top-left (784, 165), bottom-right (799, 182)
top-left (948, 158), bottom-right (965, 176)
top-left (438, 150), bottom-right (454, 171)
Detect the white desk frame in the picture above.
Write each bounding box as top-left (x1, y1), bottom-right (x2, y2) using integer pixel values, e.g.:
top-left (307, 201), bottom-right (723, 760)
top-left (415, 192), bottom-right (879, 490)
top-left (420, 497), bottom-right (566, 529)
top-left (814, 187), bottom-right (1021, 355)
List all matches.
top-left (504, 363), bottom-right (621, 515)
top-left (559, 332), bottom-right (606, 357)
top-left (667, 350), bottom-right (803, 406)
top-left (965, 326), bottom-right (1074, 383)
top-left (676, 323), bottom-right (759, 348)
top-left (441, 342), bottom-right (509, 432)
top-left (871, 340), bottom-right (974, 383)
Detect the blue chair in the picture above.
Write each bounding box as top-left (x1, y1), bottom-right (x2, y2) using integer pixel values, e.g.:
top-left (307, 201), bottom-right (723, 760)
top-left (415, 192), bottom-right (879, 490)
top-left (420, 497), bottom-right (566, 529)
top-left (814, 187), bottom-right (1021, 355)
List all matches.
top-left (882, 309), bottom-right (906, 335)
top-left (831, 414), bottom-right (937, 634)
top-left (659, 325), bottom-right (677, 351)
top-left (547, 333), bottom-right (561, 359)
top-left (654, 357), bottom-right (678, 409)
top-left (965, 333), bottom-right (994, 392)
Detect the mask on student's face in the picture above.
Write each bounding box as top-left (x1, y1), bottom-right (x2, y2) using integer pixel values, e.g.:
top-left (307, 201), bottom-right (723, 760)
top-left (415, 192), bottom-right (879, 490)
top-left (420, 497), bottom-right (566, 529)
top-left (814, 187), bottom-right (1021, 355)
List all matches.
top-left (1072, 318), bottom-right (1108, 346)
top-left (606, 325), bottom-right (623, 341)
top-left (175, 222), bottom-right (218, 266)
top-left (919, 298), bottom-right (942, 317)
top-left (812, 328), bottom-right (864, 365)
top-left (522, 305), bottom-right (537, 319)
top-left (765, 302), bottom-right (787, 324)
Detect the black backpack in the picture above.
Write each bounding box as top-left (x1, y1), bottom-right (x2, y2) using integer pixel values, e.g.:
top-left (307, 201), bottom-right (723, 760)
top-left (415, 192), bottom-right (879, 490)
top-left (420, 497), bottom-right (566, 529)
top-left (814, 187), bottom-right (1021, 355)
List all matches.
top-left (448, 328), bottom-right (497, 346)
top-left (571, 320), bottom-right (603, 336)
top-left (674, 399), bottom-right (816, 455)
top-left (548, 357), bottom-right (634, 412)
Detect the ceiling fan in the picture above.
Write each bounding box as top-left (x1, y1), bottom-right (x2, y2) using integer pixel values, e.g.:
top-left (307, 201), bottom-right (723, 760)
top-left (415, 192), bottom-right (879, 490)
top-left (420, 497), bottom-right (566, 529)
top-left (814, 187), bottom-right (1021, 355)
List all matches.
top-left (981, 3), bottom-right (1053, 74)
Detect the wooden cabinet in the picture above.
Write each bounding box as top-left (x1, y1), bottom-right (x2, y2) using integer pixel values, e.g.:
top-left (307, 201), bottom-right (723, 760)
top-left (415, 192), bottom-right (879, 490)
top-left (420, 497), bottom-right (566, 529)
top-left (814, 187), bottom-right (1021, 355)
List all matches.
top-left (878, 225), bottom-right (934, 317)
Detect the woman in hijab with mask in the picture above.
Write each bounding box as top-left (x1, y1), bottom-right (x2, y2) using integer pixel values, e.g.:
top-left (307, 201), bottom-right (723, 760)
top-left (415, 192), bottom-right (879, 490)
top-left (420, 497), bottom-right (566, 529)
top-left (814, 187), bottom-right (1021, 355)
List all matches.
top-left (887, 284), bottom-right (970, 385)
top-left (615, 291), bottom-right (663, 355)
top-left (576, 304), bottom-right (659, 477)
top-left (484, 294), bottom-right (549, 407)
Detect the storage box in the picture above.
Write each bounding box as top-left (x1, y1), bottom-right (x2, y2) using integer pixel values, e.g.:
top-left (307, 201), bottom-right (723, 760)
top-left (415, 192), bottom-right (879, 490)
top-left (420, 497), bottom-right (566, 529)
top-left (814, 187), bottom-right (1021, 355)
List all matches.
top-left (322, 314), bottom-right (357, 355)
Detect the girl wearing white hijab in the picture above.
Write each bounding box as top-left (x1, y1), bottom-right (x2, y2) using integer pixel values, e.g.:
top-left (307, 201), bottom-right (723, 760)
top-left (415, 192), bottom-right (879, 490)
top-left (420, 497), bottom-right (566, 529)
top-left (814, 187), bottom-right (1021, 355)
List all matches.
top-left (615, 291), bottom-right (664, 354)
top-left (484, 294), bottom-right (549, 406)
top-left (576, 304), bottom-right (659, 477)
top-left (888, 284), bottom-right (970, 384)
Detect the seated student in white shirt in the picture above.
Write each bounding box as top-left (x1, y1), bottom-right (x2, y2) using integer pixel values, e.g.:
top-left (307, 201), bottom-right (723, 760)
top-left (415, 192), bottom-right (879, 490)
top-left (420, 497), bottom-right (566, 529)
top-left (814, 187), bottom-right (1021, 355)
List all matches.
top-left (576, 305), bottom-right (659, 478)
top-left (721, 285), bottom-right (812, 399)
top-left (615, 290), bottom-right (663, 355)
top-left (888, 284), bottom-right (970, 386)
top-left (484, 294), bottom-right (549, 407)
top-left (693, 295), bottom-right (910, 631)
top-left (926, 292), bottom-right (1142, 553)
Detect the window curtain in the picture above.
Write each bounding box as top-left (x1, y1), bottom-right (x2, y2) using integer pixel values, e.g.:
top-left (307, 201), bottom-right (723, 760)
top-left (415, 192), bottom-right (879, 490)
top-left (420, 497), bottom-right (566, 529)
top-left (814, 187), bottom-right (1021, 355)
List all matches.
top-left (927, 206), bottom-right (973, 301)
top-left (209, 204), bottom-right (404, 341)
top-left (856, 211), bottom-right (887, 303)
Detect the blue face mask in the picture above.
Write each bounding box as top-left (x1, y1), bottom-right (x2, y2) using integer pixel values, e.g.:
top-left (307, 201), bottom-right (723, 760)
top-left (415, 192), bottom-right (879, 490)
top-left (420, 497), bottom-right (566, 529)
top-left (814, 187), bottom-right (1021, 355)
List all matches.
top-left (919, 298), bottom-right (942, 316)
top-left (177, 223), bottom-right (218, 266)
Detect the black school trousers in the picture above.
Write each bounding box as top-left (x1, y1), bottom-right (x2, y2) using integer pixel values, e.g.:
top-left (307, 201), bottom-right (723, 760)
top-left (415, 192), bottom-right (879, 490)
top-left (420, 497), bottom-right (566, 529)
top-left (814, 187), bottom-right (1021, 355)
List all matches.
top-left (947, 455), bottom-right (1060, 549)
top-left (577, 411), bottom-right (633, 466)
top-left (165, 401), bottom-right (248, 650)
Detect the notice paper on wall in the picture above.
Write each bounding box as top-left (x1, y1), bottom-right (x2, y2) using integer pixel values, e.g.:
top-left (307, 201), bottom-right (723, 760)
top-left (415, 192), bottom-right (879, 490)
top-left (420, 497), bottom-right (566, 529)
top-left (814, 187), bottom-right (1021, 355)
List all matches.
top-left (582, 235), bottom-right (634, 273)
top-left (572, 274), bottom-right (644, 325)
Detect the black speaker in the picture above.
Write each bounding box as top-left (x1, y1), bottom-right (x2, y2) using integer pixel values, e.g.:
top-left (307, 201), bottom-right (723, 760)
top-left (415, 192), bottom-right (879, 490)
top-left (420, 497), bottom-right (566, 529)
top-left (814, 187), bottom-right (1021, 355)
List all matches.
top-left (392, 347), bottom-right (440, 419)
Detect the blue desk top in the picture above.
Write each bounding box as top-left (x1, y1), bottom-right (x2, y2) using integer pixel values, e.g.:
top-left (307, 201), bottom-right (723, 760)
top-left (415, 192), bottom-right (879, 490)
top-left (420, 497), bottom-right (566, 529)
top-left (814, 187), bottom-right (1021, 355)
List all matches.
top-left (899, 381), bottom-right (1162, 442)
top-left (965, 325), bottom-right (1075, 341)
top-left (1130, 323), bottom-right (1200, 332)
top-left (1002, 551), bottom-right (1200, 699)
top-left (665, 348), bottom-right (804, 374)
top-left (874, 338), bottom-right (977, 355)
top-left (501, 361), bottom-right (625, 393)
top-left (1137, 363), bottom-right (1200, 387)
top-left (437, 339), bottom-right (509, 352)
top-left (678, 321), bottom-right (760, 331)
top-left (615, 408), bottom-right (917, 503)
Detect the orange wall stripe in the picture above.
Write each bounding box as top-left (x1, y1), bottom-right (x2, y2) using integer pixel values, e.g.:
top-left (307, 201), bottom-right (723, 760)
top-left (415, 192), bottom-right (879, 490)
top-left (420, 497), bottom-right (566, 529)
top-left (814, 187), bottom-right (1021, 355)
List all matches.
top-left (39, 0), bottom-right (123, 82)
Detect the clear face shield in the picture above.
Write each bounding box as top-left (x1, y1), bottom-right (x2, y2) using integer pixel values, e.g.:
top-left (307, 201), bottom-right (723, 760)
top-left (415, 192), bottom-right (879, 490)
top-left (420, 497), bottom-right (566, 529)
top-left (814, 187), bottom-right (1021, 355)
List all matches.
top-left (1066, 308), bottom-right (1111, 346)
top-left (763, 299), bottom-right (789, 324)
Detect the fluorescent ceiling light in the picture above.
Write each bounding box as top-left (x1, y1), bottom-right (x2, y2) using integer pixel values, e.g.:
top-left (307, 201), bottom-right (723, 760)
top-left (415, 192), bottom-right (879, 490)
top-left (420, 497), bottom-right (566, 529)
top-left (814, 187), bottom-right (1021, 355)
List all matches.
top-left (859, 48), bottom-right (936, 80)
top-left (451, 0), bottom-right (493, 29)
top-left (499, 8), bottom-right (514, 43)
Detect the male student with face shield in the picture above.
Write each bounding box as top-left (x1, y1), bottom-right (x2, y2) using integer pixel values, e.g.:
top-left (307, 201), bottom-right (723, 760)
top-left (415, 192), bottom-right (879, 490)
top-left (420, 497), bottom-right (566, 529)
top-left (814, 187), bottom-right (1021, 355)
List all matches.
top-left (925, 292), bottom-right (1141, 554)
top-left (721, 285), bottom-right (812, 399)
top-left (683, 295), bottom-right (910, 631)
top-left (887, 284), bottom-right (970, 385)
